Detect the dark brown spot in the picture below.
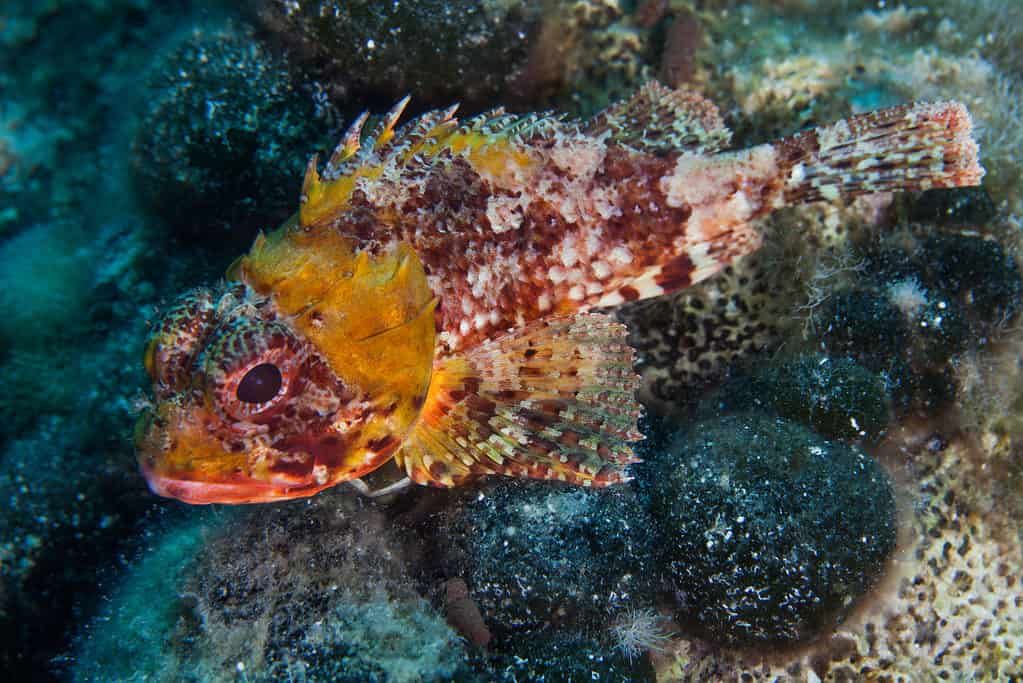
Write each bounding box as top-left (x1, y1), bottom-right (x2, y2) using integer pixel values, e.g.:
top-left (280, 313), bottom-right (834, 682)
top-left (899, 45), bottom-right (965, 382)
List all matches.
top-left (655, 253), bottom-right (695, 292)
top-left (559, 430), bottom-right (581, 446)
top-left (619, 285), bottom-right (640, 302)
top-left (269, 456), bottom-right (314, 479)
top-left (519, 409), bottom-right (560, 431)
top-left (428, 460), bottom-right (451, 480)
top-left (466, 395), bottom-right (497, 416)
top-left (276, 433), bottom-right (349, 470)
top-left (366, 434), bottom-right (399, 454)
top-left (494, 389), bottom-right (529, 402)
top-left (462, 376), bottom-right (482, 396)
top-left (535, 398), bottom-right (568, 415)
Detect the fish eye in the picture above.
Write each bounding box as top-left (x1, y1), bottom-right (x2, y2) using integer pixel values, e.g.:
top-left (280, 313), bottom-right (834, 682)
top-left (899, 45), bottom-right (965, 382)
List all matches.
top-left (236, 363), bottom-right (283, 404)
top-left (204, 320), bottom-right (307, 422)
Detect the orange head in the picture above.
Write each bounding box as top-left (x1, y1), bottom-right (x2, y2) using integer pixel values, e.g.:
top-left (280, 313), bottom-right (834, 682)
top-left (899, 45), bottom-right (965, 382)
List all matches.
top-left (136, 222), bottom-right (436, 504)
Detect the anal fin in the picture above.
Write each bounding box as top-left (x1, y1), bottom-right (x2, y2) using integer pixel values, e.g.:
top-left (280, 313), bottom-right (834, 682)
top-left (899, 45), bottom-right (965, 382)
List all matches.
top-left (394, 313), bottom-right (643, 488)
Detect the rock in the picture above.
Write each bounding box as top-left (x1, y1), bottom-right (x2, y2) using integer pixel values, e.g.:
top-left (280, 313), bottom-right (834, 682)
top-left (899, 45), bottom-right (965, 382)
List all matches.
top-left (648, 412), bottom-right (897, 646)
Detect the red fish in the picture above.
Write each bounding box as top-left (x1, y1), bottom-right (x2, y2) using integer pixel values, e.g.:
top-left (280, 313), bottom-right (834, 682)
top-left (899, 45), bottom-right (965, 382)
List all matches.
top-left (136, 83), bottom-right (982, 503)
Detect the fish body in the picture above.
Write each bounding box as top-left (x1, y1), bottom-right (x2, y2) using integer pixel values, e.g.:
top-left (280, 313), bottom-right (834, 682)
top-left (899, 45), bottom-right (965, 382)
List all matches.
top-left (137, 83), bottom-right (982, 504)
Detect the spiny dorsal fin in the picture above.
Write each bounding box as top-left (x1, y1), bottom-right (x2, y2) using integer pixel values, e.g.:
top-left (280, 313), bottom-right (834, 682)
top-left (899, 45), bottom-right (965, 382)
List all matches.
top-left (326, 110), bottom-right (369, 172)
top-left (372, 94), bottom-right (412, 152)
top-left (395, 312), bottom-right (643, 488)
top-left (300, 99), bottom-right (459, 226)
top-left (586, 81), bottom-right (731, 154)
top-left (376, 103), bottom-right (461, 168)
top-left (462, 108), bottom-right (568, 143)
top-left (320, 102), bottom-right (458, 182)
top-left (299, 98), bottom-right (565, 227)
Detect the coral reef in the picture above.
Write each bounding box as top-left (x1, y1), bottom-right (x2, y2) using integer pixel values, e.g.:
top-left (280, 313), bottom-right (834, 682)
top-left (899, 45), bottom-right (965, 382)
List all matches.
top-left (817, 288), bottom-right (911, 365)
top-left (74, 491), bottom-right (467, 682)
top-left (616, 193), bottom-right (891, 415)
top-left (255, 0), bottom-right (544, 109)
top-left (431, 481), bottom-right (657, 638)
top-left (255, 0), bottom-right (655, 117)
top-left (0, 222), bottom-right (97, 435)
top-left (513, 0), bottom-right (651, 115)
top-left (716, 353), bottom-right (893, 442)
top-left (617, 226), bottom-right (806, 413)
top-left (0, 217), bottom-right (158, 676)
top-left (661, 435), bottom-right (1023, 681)
top-left (923, 233), bottom-right (1021, 325)
top-left (471, 630), bottom-right (657, 682)
top-left (71, 512), bottom-right (217, 682)
top-left (646, 412), bottom-right (897, 646)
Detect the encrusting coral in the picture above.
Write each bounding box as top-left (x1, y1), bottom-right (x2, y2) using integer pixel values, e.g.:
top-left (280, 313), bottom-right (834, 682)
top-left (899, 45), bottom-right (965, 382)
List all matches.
top-left (647, 412), bottom-right (897, 648)
top-left (73, 492), bottom-right (468, 682)
top-left (661, 433), bottom-right (1023, 681)
top-left (133, 21), bottom-right (331, 254)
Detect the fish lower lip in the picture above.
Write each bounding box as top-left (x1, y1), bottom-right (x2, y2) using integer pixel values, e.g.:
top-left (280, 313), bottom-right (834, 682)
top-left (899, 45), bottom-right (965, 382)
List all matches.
top-left (139, 462), bottom-right (332, 505)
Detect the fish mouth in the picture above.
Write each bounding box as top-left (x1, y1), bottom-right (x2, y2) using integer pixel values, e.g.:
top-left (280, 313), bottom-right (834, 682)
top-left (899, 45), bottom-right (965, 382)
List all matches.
top-left (139, 460), bottom-right (332, 505)
top-left (134, 404), bottom-right (333, 505)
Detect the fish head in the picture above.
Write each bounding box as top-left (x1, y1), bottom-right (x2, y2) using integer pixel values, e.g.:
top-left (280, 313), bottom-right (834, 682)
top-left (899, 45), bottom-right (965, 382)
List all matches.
top-left (136, 223), bottom-right (436, 504)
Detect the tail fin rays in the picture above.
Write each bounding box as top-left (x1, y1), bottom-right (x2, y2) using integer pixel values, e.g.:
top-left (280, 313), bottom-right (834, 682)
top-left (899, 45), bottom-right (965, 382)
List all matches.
top-left (777, 100), bottom-right (983, 205)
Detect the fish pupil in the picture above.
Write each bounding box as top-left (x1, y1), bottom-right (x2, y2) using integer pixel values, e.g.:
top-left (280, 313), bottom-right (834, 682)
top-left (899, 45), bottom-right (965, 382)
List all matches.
top-left (237, 363), bottom-right (282, 403)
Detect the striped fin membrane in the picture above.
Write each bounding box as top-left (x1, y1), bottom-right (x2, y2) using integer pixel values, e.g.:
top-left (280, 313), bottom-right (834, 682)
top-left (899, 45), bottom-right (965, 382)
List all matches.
top-left (395, 312), bottom-right (643, 488)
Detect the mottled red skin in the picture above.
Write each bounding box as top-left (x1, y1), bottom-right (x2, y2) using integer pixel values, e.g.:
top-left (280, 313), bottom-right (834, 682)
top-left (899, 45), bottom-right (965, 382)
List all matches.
top-left (330, 145), bottom-right (705, 353)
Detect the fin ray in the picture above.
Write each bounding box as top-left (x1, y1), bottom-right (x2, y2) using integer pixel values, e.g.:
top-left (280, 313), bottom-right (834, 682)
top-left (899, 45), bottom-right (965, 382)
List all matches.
top-left (776, 100), bottom-right (983, 204)
top-left (327, 111), bottom-right (369, 171)
top-left (586, 81), bottom-right (732, 154)
top-left (394, 313), bottom-right (642, 488)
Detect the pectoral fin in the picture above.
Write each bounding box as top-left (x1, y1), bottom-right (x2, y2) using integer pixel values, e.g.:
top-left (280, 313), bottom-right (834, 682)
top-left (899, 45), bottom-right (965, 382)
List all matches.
top-left (394, 312), bottom-right (643, 488)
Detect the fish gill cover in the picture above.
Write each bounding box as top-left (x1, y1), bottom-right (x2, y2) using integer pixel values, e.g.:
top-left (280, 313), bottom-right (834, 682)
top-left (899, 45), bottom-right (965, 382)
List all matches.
top-left (0, 1), bottom-right (1021, 682)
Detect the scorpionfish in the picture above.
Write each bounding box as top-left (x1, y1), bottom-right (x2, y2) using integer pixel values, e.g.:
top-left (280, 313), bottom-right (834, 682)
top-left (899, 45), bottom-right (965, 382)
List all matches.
top-left (136, 83), bottom-right (982, 504)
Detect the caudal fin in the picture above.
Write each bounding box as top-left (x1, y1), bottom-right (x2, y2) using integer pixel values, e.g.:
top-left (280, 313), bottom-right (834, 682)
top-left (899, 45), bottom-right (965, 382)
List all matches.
top-left (777, 100), bottom-right (983, 204)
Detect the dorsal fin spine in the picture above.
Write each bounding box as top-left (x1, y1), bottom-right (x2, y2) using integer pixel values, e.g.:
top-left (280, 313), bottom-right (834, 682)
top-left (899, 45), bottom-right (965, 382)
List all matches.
top-left (328, 111), bottom-right (369, 171)
top-left (372, 95), bottom-right (412, 151)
